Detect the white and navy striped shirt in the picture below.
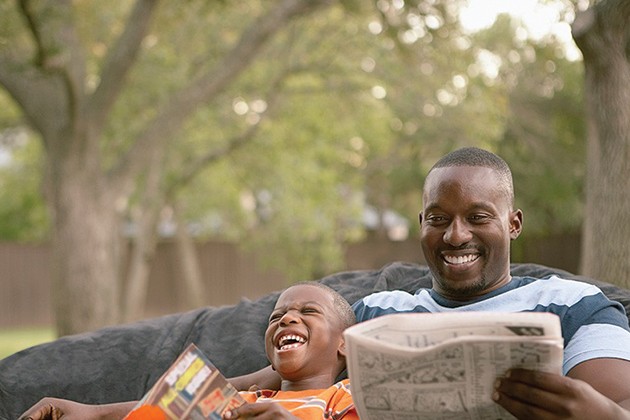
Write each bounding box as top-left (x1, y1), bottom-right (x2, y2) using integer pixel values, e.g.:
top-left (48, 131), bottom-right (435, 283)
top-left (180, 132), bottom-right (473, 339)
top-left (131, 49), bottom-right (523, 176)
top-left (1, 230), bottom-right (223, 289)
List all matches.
top-left (352, 275), bottom-right (630, 375)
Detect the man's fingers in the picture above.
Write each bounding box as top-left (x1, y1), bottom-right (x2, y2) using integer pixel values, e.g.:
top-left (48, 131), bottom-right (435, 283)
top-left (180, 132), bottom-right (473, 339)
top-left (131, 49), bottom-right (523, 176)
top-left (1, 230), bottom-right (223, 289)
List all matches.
top-left (504, 368), bottom-right (574, 394)
top-left (19, 405), bottom-right (48, 420)
top-left (20, 402), bottom-right (62, 420)
top-left (495, 374), bottom-right (571, 416)
top-left (493, 388), bottom-right (556, 420)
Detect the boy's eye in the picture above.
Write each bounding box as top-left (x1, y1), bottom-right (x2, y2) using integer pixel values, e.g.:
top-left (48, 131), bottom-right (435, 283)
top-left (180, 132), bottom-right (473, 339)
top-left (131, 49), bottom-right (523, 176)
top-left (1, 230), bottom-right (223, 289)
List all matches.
top-left (269, 313), bottom-right (283, 323)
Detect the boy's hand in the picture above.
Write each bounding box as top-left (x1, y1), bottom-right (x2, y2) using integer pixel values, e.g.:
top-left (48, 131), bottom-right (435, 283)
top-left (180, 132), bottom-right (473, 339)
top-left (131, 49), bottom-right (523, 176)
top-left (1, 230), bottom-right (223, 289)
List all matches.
top-left (223, 402), bottom-right (299, 419)
top-left (493, 368), bottom-right (630, 419)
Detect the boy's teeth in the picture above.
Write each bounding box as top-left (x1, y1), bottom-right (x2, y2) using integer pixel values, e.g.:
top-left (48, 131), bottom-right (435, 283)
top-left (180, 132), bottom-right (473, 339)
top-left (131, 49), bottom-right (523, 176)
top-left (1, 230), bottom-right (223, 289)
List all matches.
top-left (280, 342), bottom-right (302, 350)
top-left (278, 334), bottom-right (306, 349)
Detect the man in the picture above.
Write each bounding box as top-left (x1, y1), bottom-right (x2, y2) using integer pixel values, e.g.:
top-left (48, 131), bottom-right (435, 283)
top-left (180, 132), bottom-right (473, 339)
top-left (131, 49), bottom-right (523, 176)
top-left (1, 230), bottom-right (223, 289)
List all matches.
top-left (20, 282), bottom-right (358, 420)
top-left (352, 147), bottom-right (630, 418)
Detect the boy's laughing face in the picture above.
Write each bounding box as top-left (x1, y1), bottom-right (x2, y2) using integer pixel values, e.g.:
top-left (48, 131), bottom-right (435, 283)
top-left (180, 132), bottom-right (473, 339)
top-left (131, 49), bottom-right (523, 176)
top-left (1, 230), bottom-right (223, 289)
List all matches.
top-left (265, 284), bottom-right (346, 386)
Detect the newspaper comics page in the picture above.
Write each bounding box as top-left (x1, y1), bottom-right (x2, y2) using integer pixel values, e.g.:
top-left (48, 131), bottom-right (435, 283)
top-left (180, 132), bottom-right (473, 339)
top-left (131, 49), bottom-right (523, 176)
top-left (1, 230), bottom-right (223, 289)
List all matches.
top-left (344, 312), bottom-right (563, 420)
top-left (125, 343), bottom-right (245, 420)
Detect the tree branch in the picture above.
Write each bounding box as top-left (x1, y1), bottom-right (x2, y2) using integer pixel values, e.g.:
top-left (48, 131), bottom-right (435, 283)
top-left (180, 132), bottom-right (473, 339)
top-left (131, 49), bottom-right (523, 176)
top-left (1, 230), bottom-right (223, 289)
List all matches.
top-left (87, 0), bottom-right (159, 136)
top-left (12, 0), bottom-right (85, 150)
top-left (17, 0), bottom-right (47, 67)
top-left (167, 69), bottom-right (290, 194)
top-left (109, 0), bottom-right (334, 193)
top-left (572, 0), bottom-right (630, 65)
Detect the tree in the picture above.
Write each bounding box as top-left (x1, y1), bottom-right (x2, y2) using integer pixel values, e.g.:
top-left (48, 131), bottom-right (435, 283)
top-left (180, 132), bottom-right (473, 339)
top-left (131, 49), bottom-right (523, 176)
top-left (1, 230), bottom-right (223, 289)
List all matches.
top-left (1, 0), bottom-right (612, 336)
top-left (572, 0), bottom-right (630, 287)
top-left (0, 0), bottom-right (335, 335)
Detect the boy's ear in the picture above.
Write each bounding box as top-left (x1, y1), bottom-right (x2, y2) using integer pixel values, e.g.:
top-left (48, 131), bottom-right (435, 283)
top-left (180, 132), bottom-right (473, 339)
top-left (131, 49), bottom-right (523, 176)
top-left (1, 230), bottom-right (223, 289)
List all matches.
top-left (337, 338), bottom-right (347, 358)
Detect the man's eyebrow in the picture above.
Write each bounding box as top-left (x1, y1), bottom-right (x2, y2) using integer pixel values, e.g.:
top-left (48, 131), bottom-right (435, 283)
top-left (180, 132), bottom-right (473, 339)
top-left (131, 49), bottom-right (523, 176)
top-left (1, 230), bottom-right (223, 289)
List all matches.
top-left (423, 204), bottom-right (441, 213)
top-left (468, 202), bottom-right (497, 212)
top-left (423, 202), bottom-right (496, 213)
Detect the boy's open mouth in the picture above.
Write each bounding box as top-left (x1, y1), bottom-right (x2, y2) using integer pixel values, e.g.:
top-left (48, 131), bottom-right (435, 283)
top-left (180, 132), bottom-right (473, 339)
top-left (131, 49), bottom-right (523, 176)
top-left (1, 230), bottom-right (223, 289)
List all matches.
top-left (277, 333), bottom-right (307, 351)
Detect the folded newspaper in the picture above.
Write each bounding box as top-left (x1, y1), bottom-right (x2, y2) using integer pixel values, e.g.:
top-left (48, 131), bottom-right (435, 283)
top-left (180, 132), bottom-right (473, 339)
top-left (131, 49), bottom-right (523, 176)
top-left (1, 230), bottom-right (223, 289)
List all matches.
top-left (124, 343), bottom-right (245, 420)
top-left (344, 312), bottom-right (563, 420)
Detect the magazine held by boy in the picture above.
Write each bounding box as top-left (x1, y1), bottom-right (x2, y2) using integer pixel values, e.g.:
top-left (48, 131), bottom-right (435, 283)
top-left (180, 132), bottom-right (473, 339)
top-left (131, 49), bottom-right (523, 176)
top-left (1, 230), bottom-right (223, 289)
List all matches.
top-left (124, 343), bottom-right (245, 420)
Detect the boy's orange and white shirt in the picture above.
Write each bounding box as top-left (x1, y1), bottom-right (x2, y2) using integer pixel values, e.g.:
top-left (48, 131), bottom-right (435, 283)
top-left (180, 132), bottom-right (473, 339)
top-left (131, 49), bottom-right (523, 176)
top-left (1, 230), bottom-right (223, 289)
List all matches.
top-left (239, 379), bottom-right (357, 420)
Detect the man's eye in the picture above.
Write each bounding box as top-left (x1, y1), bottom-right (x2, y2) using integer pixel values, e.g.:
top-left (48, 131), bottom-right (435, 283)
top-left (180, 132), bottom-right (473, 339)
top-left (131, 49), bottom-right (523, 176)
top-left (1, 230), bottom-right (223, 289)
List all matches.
top-left (302, 308), bottom-right (318, 314)
top-left (469, 214), bottom-right (489, 222)
top-left (426, 215), bottom-right (446, 223)
top-left (269, 314), bottom-right (282, 323)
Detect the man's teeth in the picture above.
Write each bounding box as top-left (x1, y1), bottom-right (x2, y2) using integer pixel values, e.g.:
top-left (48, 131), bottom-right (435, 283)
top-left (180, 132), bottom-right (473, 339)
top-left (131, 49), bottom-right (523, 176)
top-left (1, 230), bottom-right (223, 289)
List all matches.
top-left (444, 254), bottom-right (478, 265)
top-left (278, 334), bottom-right (306, 350)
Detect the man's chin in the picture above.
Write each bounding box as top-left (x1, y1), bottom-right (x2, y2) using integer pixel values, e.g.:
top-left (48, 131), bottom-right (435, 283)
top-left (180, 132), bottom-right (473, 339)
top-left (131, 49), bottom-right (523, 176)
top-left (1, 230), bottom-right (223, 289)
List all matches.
top-left (434, 277), bottom-right (488, 300)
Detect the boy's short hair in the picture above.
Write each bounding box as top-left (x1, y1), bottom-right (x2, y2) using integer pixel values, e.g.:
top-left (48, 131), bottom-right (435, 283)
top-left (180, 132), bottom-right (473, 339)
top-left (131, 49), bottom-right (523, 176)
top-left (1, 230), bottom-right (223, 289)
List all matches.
top-left (291, 281), bottom-right (356, 330)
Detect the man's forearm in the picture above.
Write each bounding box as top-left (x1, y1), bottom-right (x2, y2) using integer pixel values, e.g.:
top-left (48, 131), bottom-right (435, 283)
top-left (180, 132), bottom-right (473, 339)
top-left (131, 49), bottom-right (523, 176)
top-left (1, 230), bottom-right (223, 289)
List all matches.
top-left (94, 401), bottom-right (138, 420)
top-left (229, 365), bottom-right (281, 391)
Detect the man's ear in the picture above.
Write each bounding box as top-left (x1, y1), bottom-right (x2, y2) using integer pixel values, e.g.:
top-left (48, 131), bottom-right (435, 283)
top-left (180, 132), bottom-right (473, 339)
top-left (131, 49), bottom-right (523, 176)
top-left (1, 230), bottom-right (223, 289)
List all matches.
top-left (509, 209), bottom-right (523, 240)
top-left (418, 211), bottom-right (423, 226)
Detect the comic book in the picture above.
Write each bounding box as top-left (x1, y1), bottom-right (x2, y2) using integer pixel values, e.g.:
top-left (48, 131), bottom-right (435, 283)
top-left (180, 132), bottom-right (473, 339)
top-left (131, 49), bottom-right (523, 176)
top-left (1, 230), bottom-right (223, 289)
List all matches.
top-left (125, 343), bottom-right (245, 420)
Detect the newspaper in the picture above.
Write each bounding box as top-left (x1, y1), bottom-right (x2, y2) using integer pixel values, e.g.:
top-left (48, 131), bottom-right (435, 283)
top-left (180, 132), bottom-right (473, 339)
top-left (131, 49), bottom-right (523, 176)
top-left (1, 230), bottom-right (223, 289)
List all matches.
top-left (344, 312), bottom-right (563, 420)
top-left (125, 343), bottom-right (245, 420)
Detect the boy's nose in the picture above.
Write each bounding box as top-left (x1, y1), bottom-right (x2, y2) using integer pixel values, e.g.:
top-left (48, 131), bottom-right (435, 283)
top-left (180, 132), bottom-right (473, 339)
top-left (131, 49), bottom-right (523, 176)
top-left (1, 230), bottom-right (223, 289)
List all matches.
top-left (279, 310), bottom-right (300, 325)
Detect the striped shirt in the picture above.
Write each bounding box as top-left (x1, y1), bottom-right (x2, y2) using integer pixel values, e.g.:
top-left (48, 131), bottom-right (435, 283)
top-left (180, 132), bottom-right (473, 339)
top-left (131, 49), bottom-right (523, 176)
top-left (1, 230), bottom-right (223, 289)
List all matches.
top-left (352, 275), bottom-right (630, 375)
top-left (240, 379), bottom-right (357, 419)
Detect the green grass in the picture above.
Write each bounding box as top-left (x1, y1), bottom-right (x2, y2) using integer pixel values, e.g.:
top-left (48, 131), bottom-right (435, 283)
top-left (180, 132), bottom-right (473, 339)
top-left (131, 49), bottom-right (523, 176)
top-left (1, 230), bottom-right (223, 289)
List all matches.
top-left (0, 327), bottom-right (56, 360)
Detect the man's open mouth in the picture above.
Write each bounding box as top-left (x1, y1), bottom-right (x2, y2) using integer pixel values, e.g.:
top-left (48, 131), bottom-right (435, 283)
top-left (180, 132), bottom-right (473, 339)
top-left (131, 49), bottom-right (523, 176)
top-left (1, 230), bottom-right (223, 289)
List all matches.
top-left (443, 254), bottom-right (479, 265)
top-left (277, 334), bottom-right (307, 351)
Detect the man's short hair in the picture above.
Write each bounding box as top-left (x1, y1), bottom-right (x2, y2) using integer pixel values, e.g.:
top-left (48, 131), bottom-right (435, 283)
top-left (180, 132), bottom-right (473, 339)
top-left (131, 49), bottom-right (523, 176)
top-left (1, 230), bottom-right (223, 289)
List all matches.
top-left (428, 147), bottom-right (515, 206)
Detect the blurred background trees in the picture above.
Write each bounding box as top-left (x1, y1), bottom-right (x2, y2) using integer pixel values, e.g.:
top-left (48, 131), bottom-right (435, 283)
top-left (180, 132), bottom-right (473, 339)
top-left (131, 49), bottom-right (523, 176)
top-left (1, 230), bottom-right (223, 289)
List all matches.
top-left (0, 0), bottom-right (627, 335)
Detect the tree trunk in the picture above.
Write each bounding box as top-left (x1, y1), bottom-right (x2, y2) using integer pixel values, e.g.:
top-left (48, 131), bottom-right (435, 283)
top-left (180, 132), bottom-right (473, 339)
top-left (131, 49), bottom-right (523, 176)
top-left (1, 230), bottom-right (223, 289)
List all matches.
top-left (572, 0), bottom-right (630, 288)
top-left (50, 155), bottom-right (122, 335)
top-left (1, 0), bottom-right (336, 335)
top-left (173, 203), bottom-right (205, 308)
top-left (122, 200), bottom-right (162, 323)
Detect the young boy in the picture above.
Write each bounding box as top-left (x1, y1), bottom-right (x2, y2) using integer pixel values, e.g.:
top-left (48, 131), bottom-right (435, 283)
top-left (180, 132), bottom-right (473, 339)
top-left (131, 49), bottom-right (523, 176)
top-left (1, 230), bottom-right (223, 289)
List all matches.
top-left (19, 282), bottom-right (358, 420)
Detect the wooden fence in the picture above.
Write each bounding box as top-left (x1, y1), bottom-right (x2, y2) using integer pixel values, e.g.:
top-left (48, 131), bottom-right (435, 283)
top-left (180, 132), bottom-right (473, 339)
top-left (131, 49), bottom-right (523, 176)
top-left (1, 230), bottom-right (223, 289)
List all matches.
top-left (0, 233), bottom-right (580, 329)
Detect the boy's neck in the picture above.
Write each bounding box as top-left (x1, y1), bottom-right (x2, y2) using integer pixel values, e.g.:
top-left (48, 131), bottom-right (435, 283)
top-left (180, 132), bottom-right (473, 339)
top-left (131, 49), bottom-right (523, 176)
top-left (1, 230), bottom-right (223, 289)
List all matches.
top-left (280, 372), bottom-right (340, 391)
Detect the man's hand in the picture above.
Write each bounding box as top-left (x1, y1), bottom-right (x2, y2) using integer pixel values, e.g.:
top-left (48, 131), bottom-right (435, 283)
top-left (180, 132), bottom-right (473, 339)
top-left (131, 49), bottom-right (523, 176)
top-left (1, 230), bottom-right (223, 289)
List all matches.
top-left (493, 368), bottom-right (630, 419)
top-left (19, 398), bottom-right (89, 420)
top-left (19, 398), bottom-right (136, 420)
top-left (222, 402), bottom-right (299, 419)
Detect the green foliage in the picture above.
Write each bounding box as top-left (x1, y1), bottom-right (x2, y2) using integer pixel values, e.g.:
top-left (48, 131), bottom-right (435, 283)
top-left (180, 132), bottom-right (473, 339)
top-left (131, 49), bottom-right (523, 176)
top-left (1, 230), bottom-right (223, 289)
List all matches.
top-left (0, 128), bottom-right (49, 242)
top-left (0, 0), bottom-right (588, 280)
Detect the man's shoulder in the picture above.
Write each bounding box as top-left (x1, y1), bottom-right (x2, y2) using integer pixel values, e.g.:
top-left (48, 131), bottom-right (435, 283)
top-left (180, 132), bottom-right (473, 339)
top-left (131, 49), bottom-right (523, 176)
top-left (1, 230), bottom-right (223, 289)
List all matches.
top-left (509, 274), bottom-right (610, 309)
top-left (358, 288), bottom-right (429, 304)
top-left (513, 274), bottom-right (603, 293)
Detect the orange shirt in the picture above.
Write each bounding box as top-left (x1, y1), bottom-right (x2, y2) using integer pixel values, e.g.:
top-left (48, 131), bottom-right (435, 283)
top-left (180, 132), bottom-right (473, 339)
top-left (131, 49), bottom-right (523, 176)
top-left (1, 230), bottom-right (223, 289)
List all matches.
top-left (239, 379), bottom-right (358, 420)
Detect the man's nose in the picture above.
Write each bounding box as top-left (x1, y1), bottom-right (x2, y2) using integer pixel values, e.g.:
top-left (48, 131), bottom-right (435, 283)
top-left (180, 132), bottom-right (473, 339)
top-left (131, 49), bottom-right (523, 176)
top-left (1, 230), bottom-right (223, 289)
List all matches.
top-left (443, 219), bottom-right (472, 246)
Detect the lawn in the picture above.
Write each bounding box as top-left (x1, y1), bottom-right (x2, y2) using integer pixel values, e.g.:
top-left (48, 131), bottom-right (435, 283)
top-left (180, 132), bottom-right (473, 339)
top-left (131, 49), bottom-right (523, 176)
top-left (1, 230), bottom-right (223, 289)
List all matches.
top-left (0, 327), bottom-right (55, 360)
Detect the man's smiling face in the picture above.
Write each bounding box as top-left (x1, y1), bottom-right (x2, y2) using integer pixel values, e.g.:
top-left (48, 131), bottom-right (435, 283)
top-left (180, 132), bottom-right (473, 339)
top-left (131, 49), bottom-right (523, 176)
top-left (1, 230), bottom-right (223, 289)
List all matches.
top-left (419, 165), bottom-right (522, 300)
top-left (265, 284), bottom-right (346, 385)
